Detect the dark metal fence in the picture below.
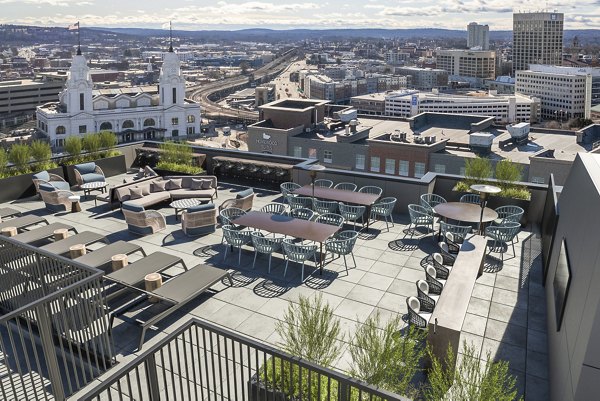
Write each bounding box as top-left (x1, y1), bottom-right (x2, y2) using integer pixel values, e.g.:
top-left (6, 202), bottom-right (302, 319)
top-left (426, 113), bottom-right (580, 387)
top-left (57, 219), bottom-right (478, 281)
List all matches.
top-left (0, 236), bottom-right (114, 400)
top-left (79, 317), bottom-right (410, 401)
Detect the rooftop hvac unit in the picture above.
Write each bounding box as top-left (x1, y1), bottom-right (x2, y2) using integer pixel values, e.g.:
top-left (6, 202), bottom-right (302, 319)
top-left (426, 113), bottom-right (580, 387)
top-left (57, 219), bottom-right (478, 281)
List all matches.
top-left (469, 132), bottom-right (494, 154)
top-left (400, 132), bottom-right (407, 141)
top-left (431, 135), bottom-right (436, 143)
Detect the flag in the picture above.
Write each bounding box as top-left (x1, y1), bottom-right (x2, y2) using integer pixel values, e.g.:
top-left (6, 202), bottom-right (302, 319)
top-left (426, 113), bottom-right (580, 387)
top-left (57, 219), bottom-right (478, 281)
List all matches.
top-left (68, 22), bottom-right (79, 31)
top-left (161, 22), bottom-right (171, 29)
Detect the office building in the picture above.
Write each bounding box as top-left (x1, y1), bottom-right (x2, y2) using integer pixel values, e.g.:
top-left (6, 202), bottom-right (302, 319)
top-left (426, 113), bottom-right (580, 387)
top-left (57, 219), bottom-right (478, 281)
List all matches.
top-left (513, 12), bottom-right (564, 73)
top-left (36, 48), bottom-right (201, 148)
top-left (303, 73), bottom-right (406, 103)
top-left (0, 73), bottom-right (67, 117)
top-left (436, 49), bottom-right (496, 87)
top-left (467, 22), bottom-right (489, 50)
top-left (516, 64), bottom-right (592, 120)
top-left (395, 67), bottom-right (448, 90)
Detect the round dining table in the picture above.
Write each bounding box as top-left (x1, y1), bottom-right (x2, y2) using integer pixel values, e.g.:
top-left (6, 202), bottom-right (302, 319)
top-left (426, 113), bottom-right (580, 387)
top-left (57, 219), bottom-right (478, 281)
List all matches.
top-left (433, 202), bottom-right (498, 235)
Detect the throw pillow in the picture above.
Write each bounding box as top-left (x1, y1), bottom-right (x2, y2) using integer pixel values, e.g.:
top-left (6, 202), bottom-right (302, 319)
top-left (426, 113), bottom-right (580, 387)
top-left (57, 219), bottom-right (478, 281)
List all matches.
top-left (166, 178), bottom-right (183, 190)
top-left (150, 181), bottom-right (166, 192)
top-left (137, 184), bottom-right (150, 196)
top-left (190, 178), bottom-right (203, 190)
top-left (200, 179), bottom-right (212, 190)
top-left (129, 187), bottom-right (144, 200)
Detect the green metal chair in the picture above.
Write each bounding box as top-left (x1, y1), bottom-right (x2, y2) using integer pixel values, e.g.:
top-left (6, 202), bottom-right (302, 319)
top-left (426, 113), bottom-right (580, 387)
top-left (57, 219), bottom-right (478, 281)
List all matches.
top-left (251, 232), bottom-right (284, 273)
top-left (287, 195), bottom-right (313, 211)
top-left (289, 208), bottom-right (315, 221)
top-left (313, 199), bottom-right (338, 215)
top-left (334, 182), bottom-right (357, 191)
top-left (406, 204), bottom-right (434, 237)
top-left (370, 197), bottom-right (397, 231)
top-left (439, 221), bottom-right (471, 244)
top-left (314, 179), bottom-right (333, 188)
top-left (325, 230), bottom-right (358, 275)
top-left (420, 193), bottom-right (447, 213)
top-left (222, 225), bottom-right (252, 266)
top-left (338, 202), bottom-right (366, 230)
top-left (280, 182), bottom-right (300, 203)
top-left (315, 213), bottom-right (345, 228)
top-left (358, 186), bottom-right (383, 197)
top-left (260, 203), bottom-right (287, 215)
top-left (460, 193), bottom-right (481, 204)
top-left (485, 221), bottom-right (521, 261)
top-left (282, 239), bottom-right (318, 281)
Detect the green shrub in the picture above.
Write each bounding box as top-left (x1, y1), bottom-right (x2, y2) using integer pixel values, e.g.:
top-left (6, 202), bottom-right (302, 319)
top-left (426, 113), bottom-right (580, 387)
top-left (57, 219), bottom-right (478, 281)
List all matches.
top-left (159, 141), bottom-right (194, 165)
top-left (464, 157), bottom-right (492, 185)
top-left (82, 133), bottom-right (101, 156)
top-left (349, 312), bottom-right (425, 397)
top-left (0, 148), bottom-right (7, 177)
top-left (64, 136), bottom-right (82, 158)
top-left (8, 144), bottom-right (31, 173)
top-left (155, 161), bottom-right (203, 175)
top-left (276, 294), bottom-right (342, 368)
top-left (500, 186), bottom-right (530, 200)
top-left (30, 140), bottom-right (55, 170)
top-left (98, 131), bottom-right (117, 151)
top-left (495, 159), bottom-right (523, 190)
top-left (424, 342), bottom-right (522, 401)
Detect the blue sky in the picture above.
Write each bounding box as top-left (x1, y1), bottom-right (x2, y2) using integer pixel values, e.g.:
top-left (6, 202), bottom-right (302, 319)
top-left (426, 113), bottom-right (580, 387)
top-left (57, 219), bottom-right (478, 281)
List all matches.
top-left (0, 0), bottom-right (597, 30)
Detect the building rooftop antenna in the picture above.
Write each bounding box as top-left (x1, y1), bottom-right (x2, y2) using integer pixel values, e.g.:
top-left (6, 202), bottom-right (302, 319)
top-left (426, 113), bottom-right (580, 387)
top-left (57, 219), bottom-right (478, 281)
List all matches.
top-left (169, 21), bottom-right (173, 53)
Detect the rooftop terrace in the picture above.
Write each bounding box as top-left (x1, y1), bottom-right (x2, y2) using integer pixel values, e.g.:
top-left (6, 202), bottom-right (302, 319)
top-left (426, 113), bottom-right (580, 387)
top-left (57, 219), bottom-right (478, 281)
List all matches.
top-left (0, 171), bottom-right (548, 400)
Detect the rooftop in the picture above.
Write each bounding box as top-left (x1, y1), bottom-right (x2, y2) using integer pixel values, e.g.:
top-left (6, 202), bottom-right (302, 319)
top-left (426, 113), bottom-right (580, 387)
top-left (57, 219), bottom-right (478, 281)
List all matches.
top-left (1, 171), bottom-right (548, 400)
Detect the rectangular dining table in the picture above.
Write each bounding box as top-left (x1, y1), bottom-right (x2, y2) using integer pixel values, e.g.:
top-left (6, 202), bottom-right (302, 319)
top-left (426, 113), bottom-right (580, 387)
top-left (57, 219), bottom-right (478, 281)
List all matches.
top-left (232, 211), bottom-right (340, 274)
top-left (292, 185), bottom-right (381, 229)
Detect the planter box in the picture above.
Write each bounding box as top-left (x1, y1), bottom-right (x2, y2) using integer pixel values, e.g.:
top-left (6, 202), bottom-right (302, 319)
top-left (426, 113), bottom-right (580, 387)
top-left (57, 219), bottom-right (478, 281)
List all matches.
top-left (154, 169), bottom-right (205, 177)
top-left (248, 374), bottom-right (295, 401)
top-left (0, 166), bottom-right (64, 203)
top-left (64, 154), bottom-right (127, 185)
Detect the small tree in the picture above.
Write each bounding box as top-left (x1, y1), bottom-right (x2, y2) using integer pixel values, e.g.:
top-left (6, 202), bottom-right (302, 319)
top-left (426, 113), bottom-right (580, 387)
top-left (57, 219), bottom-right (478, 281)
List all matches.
top-left (464, 156), bottom-right (493, 186)
top-left (98, 131), bottom-right (117, 151)
top-left (64, 136), bottom-right (82, 158)
top-left (30, 140), bottom-right (53, 169)
top-left (0, 147), bottom-right (8, 177)
top-left (276, 294), bottom-right (342, 367)
top-left (82, 133), bottom-right (101, 156)
top-left (495, 159), bottom-right (523, 190)
top-left (424, 342), bottom-right (522, 401)
top-left (350, 313), bottom-right (426, 397)
top-left (8, 143), bottom-right (31, 173)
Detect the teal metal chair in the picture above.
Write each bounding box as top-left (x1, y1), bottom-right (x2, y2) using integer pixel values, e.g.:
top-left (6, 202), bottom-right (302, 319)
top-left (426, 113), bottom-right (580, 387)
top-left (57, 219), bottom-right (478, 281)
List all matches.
top-left (314, 179), bottom-right (333, 188)
top-left (313, 199), bottom-right (338, 215)
top-left (315, 213), bottom-right (345, 228)
top-left (358, 186), bottom-right (383, 197)
top-left (406, 204), bottom-right (434, 237)
top-left (290, 208), bottom-right (315, 221)
top-left (219, 207), bottom-right (247, 243)
top-left (460, 193), bottom-right (481, 204)
top-left (251, 232), bottom-right (284, 273)
top-left (334, 182), bottom-right (357, 191)
top-left (420, 193), bottom-right (447, 214)
top-left (260, 203), bottom-right (287, 215)
top-left (338, 202), bottom-right (366, 230)
top-left (485, 221), bottom-right (521, 261)
top-left (222, 225), bottom-right (252, 266)
top-left (282, 239), bottom-right (318, 281)
top-left (439, 221), bottom-right (471, 244)
top-left (325, 230), bottom-right (358, 275)
top-left (370, 197), bottom-right (396, 231)
top-left (287, 195), bottom-right (313, 211)
top-left (280, 182), bottom-right (301, 203)
top-left (494, 205), bottom-right (524, 225)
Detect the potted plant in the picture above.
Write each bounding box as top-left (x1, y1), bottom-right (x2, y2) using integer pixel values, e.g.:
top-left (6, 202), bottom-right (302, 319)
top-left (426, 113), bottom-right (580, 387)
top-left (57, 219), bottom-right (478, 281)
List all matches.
top-left (155, 141), bottom-right (204, 176)
top-left (248, 294), bottom-right (342, 401)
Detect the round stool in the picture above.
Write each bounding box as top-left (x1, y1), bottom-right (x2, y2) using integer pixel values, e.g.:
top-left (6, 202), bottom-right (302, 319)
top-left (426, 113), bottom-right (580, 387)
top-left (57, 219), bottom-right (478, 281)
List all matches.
top-left (1, 227), bottom-right (17, 237)
top-left (53, 228), bottom-right (69, 241)
top-left (111, 254), bottom-right (128, 271)
top-left (144, 273), bottom-right (163, 303)
top-left (69, 244), bottom-right (86, 259)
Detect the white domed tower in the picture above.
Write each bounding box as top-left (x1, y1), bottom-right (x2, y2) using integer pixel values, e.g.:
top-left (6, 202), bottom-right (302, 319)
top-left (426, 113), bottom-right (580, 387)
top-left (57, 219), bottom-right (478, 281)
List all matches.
top-left (61, 48), bottom-right (93, 113)
top-left (158, 46), bottom-right (185, 107)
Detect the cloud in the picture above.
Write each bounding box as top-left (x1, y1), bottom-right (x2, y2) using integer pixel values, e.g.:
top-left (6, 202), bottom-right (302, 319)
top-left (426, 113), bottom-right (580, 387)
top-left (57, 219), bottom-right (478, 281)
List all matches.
top-left (0, 0), bottom-right (93, 5)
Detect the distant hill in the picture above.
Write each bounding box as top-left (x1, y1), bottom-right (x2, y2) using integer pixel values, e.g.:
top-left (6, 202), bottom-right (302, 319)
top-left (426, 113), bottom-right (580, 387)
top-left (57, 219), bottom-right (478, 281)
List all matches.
top-left (94, 27), bottom-right (600, 43)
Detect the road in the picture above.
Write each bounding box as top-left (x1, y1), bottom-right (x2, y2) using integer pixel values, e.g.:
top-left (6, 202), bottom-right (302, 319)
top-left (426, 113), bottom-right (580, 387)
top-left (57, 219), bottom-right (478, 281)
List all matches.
top-left (187, 48), bottom-right (300, 122)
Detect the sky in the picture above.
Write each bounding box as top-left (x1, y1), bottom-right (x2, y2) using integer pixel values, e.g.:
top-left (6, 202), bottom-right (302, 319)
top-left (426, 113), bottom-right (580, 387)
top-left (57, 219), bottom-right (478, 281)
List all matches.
top-left (0, 0), bottom-right (599, 31)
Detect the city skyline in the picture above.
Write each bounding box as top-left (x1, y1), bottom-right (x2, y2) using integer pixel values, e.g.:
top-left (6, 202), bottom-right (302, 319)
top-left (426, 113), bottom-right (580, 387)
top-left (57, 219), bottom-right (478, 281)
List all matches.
top-left (0, 0), bottom-right (597, 31)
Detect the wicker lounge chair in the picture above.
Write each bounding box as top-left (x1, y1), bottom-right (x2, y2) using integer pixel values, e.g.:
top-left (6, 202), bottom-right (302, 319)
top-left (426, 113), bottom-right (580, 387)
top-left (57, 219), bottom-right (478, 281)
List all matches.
top-left (219, 188), bottom-right (255, 212)
top-left (181, 204), bottom-right (218, 237)
top-left (32, 170), bottom-right (70, 194)
top-left (74, 162), bottom-right (106, 186)
top-left (122, 202), bottom-right (166, 235)
top-left (38, 183), bottom-right (77, 213)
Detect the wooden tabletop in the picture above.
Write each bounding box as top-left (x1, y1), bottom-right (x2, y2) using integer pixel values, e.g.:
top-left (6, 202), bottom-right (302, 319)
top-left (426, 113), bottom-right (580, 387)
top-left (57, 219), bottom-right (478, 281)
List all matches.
top-left (433, 202), bottom-right (498, 223)
top-left (292, 185), bottom-right (380, 206)
top-left (232, 211), bottom-right (339, 243)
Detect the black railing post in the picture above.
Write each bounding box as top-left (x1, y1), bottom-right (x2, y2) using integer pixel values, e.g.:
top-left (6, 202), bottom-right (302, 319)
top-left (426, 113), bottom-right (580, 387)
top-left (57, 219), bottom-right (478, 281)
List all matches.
top-left (144, 354), bottom-right (161, 401)
top-left (36, 304), bottom-right (66, 401)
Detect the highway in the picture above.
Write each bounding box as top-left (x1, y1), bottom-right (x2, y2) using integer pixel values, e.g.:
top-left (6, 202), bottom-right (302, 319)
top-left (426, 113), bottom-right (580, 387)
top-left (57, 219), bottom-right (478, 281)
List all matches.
top-left (187, 48), bottom-right (299, 122)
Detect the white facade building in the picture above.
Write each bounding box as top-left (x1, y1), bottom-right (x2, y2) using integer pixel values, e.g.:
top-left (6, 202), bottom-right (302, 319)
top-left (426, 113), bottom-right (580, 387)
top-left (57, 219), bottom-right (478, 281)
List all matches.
top-left (36, 49), bottom-right (201, 148)
top-left (436, 49), bottom-right (496, 87)
top-left (515, 64), bottom-right (592, 120)
top-left (467, 22), bottom-right (489, 50)
top-left (382, 89), bottom-right (539, 123)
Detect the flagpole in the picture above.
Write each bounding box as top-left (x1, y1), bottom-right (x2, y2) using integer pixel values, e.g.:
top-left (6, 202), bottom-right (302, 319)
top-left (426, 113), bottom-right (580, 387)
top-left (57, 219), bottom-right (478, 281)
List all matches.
top-left (77, 21), bottom-right (81, 55)
top-left (169, 21), bottom-right (173, 52)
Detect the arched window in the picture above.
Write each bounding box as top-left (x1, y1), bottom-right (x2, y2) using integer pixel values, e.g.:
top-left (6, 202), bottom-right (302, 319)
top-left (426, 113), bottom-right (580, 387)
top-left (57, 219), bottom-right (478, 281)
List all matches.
top-left (99, 122), bottom-right (112, 131)
top-left (187, 115), bottom-right (195, 123)
top-left (143, 118), bottom-right (156, 127)
top-left (122, 120), bottom-right (134, 129)
top-left (56, 126), bottom-right (66, 135)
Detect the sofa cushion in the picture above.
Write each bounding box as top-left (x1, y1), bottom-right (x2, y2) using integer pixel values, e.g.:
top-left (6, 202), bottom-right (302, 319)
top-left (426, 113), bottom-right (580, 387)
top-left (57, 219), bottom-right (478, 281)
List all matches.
top-left (129, 187), bottom-right (144, 200)
top-left (75, 162), bottom-right (96, 175)
top-left (166, 178), bottom-right (182, 190)
top-left (190, 178), bottom-right (203, 190)
top-left (200, 179), bottom-right (212, 190)
top-left (137, 184), bottom-right (151, 196)
top-left (81, 173), bottom-right (105, 183)
top-left (150, 180), bottom-right (167, 192)
top-left (236, 188), bottom-right (254, 199)
top-left (127, 191), bottom-right (171, 208)
top-left (187, 203), bottom-right (215, 213)
top-left (169, 188), bottom-right (214, 199)
top-left (33, 170), bottom-right (50, 181)
top-left (52, 181), bottom-right (71, 191)
top-left (122, 201), bottom-right (144, 212)
top-left (39, 183), bottom-right (56, 192)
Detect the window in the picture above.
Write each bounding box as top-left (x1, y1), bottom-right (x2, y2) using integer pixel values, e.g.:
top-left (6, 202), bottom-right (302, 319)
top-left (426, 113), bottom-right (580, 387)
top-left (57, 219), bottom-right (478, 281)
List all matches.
top-left (370, 156), bottom-right (380, 172)
top-left (531, 176), bottom-right (545, 184)
top-left (78, 125), bottom-right (87, 134)
top-left (293, 146), bottom-right (302, 158)
top-left (324, 150), bottom-right (333, 163)
top-left (143, 118), bottom-right (156, 127)
top-left (172, 88), bottom-right (177, 104)
top-left (122, 120), bottom-right (134, 129)
top-left (385, 159), bottom-right (395, 174)
top-left (187, 126), bottom-right (195, 135)
top-left (355, 154), bottom-right (365, 170)
top-left (414, 162), bottom-right (426, 178)
top-left (399, 160), bottom-right (409, 176)
top-left (308, 148), bottom-right (317, 159)
top-left (55, 126), bottom-right (66, 135)
top-left (187, 115), bottom-right (195, 123)
top-left (99, 122), bottom-right (112, 131)
top-left (55, 138), bottom-right (64, 147)
top-left (171, 117), bottom-right (179, 125)
top-left (434, 164), bottom-right (446, 174)
top-left (172, 129), bottom-right (179, 137)
top-left (79, 93), bottom-right (84, 111)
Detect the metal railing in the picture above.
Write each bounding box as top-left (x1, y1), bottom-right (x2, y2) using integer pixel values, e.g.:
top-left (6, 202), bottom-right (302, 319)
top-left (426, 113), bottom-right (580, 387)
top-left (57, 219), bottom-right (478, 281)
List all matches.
top-left (0, 236), bottom-right (114, 400)
top-left (79, 317), bottom-right (410, 401)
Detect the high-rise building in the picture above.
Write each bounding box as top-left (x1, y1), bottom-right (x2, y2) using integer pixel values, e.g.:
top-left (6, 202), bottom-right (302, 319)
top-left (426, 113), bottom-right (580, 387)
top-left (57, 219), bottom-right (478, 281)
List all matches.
top-left (467, 22), bottom-right (489, 50)
top-left (513, 12), bottom-right (564, 74)
top-left (436, 49), bottom-right (496, 87)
